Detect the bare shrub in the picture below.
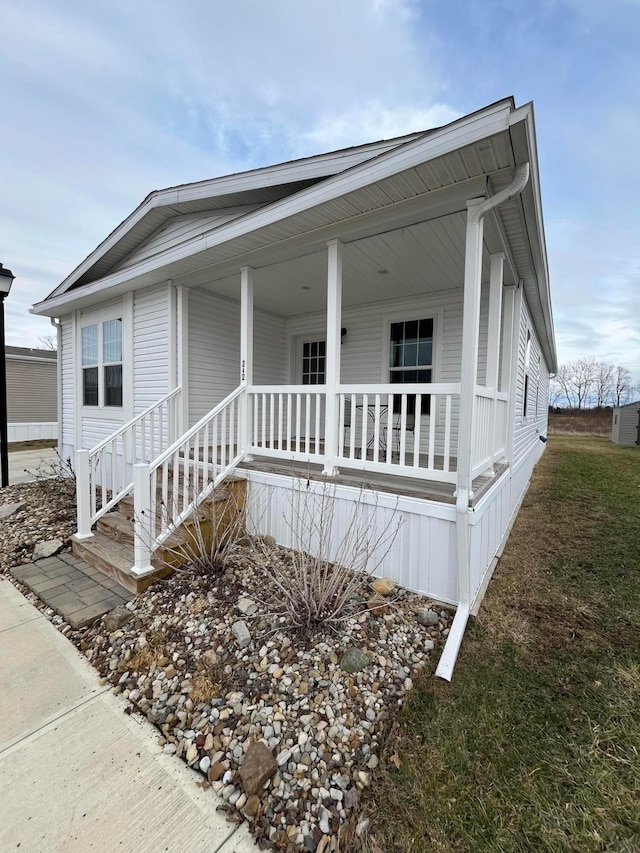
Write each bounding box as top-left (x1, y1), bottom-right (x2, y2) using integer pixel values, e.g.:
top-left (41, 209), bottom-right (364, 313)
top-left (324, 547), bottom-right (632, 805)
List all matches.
top-left (141, 477), bottom-right (246, 578)
top-left (25, 449), bottom-right (75, 484)
top-left (248, 479), bottom-right (402, 634)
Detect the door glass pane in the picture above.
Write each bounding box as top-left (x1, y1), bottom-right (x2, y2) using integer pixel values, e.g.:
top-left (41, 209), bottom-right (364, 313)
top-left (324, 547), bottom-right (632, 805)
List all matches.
top-left (302, 340), bottom-right (326, 384)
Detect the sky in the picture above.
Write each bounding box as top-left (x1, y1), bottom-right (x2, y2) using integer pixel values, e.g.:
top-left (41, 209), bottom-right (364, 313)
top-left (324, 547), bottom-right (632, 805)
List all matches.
top-left (1, 0), bottom-right (639, 381)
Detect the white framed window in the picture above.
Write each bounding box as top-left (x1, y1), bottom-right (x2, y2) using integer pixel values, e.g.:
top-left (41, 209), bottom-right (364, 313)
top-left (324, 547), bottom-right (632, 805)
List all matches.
top-left (389, 317), bottom-right (433, 415)
top-left (81, 317), bottom-right (123, 408)
top-left (523, 330), bottom-right (532, 418)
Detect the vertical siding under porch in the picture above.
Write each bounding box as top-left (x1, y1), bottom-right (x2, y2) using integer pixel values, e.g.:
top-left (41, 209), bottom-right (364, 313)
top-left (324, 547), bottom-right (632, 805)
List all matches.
top-left (243, 469), bottom-right (459, 605)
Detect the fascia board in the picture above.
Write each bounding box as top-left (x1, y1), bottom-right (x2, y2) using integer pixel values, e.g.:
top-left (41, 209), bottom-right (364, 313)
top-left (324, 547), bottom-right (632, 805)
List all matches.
top-left (509, 104), bottom-right (557, 371)
top-left (46, 134), bottom-right (424, 300)
top-left (35, 100), bottom-right (514, 317)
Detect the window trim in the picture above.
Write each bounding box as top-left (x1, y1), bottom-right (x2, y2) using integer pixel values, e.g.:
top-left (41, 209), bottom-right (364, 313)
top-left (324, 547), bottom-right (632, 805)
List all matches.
top-left (78, 304), bottom-right (128, 421)
top-left (381, 307), bottom-right (442, 418)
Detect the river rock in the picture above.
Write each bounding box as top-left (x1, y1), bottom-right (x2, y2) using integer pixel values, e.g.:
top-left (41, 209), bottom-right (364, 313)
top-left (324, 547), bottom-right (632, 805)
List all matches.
top-left (416, 608), bottom-right (439, 627)
top-left (0, 502), bottom-right (25, 521)
top-left (33, 538), bottom-right (63, 559)
top-left (371, 577), bottom-right (394, 596)
top-left (239, 741), bottom-right (277, 795)
top-left (340, 647), bottom-right (370, 673)
top-left (231, 620), bottom-right (251, 649)
top-left (103, 605), bottom-right (133, 632)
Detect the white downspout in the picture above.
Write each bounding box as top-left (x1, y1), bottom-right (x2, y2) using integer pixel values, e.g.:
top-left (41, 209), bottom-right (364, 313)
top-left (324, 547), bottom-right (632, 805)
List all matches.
top-left (436, 162), bottom-right (530, 681)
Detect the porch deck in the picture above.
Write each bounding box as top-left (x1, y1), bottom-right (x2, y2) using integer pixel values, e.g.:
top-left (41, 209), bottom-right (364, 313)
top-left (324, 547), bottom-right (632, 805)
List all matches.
top-left (240, 453), bottom-right (508, 506)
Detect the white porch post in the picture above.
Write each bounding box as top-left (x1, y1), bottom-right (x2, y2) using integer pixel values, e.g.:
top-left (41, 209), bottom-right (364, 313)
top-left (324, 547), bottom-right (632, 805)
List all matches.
top-left (239, 266), bottom-right (254, 459)
top-left (486, 253), bottom-right (504, 471)
top-left (176, 285), bottom-right (189, 436)
top-left (74, 449), bottom-right (93, 539)
top-left (322, 239), bottom-right (343, 476)
top-left (131, 462), bottom-right (153, 575)
top-left (457, 198), bottom-right (485, 503)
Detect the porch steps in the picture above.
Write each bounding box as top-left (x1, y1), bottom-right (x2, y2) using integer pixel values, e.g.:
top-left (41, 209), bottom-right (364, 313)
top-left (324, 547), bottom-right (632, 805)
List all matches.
top-left (72, 477), bottom-right (246, 594)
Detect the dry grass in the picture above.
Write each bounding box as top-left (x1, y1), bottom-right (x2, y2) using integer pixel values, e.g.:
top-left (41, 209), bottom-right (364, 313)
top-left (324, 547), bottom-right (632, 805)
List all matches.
top-left (362, 437), bottom-right (640, 852)
top-left (548, 409), bottom-right (611, 436)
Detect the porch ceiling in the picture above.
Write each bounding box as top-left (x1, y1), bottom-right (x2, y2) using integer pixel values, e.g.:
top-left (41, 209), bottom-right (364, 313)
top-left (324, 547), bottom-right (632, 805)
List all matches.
top-left (198, 211), bottom-right (493, 316)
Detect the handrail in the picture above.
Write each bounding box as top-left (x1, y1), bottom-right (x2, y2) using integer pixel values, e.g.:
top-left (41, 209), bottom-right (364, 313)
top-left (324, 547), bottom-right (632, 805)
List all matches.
top-left (88, 386), bottom-right (182, 459)
top-left (75, 386), bottom-right (183, 538)
top-left (132, 385), bottom-right (246, 573)
top-left (150, 384), bottom-right (244, 471)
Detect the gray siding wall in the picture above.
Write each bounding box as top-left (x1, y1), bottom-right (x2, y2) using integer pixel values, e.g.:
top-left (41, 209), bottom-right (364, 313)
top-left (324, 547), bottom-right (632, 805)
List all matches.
top-left (6, 357), bottom-right (57, 422)
top-left (612, 406), bottom-right (640, 446)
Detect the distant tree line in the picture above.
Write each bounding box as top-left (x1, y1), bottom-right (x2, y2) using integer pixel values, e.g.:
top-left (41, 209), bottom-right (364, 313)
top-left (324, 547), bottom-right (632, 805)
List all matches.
top-left (550, 358), bottom-right (638, 410)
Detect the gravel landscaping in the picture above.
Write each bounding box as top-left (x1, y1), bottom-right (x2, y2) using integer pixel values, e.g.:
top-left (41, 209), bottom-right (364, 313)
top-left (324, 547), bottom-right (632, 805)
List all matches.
top-left (1, 479), bottom-right (451, 851)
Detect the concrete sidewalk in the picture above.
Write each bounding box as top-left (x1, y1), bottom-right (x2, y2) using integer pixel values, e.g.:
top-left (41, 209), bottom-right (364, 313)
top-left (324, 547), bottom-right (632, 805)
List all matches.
top-left (8, 446), bottom-right (59, 485)
top-left (0, 577), bottom-right (256, 852)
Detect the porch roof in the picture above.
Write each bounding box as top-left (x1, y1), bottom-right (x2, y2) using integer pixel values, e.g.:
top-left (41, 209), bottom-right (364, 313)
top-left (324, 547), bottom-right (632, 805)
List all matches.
top-left (32, 98), bottom-right (555, 371)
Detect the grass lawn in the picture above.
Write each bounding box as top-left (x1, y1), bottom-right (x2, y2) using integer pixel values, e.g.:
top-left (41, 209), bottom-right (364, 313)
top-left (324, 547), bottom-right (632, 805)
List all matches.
top-left (365, 437), bottom-right (640, 852)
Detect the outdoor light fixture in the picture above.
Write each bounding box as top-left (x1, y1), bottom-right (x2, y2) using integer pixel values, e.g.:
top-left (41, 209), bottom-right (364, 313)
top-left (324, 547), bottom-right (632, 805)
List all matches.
top-left (0, 263), bottom-right (15, 488)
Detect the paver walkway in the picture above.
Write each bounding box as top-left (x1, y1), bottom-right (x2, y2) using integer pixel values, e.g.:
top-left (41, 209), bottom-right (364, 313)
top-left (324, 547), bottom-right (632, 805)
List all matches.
top-left (12, 550), bottom-right (132, 628)
top-left (0, 577), bottom-right (255, 852)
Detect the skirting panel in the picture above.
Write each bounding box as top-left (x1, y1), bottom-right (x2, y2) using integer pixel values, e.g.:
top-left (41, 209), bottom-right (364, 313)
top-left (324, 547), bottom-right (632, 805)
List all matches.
top-left (8, 422), bottom-right (58, 442)
top-left (242, 469), bottom-right (458, 604)
top-left (468, 439), bottom-right (546, 608)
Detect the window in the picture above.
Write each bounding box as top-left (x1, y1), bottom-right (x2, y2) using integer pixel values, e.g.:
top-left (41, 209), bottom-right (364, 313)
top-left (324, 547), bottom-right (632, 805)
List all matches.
top-left (81, 318), bottom-right (123, 407)
top-left (523, 331), bottom-right (532, 418)
top-left (302, 340), bottom-right (326, 385)
top-left (389, 318), bottom-right (433, 415)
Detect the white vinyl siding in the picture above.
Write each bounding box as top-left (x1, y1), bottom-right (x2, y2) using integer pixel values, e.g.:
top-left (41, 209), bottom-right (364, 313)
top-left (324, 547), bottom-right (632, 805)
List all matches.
top-left (133, 284), bottom-right (170, 413)
top-left (60, 315), bottom-right (75, 456)
top-left (117, 207), bottom-right (264, 272)
top-left (512, 294), bottom-right (549, 466)
top-left (188, 287), bottom-right (286, 424)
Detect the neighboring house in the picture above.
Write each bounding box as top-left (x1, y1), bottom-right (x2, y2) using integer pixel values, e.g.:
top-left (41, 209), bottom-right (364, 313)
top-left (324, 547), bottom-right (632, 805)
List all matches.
top-left (611, 401), bottom-right (640, 446)
top-left (6, 346), bottom-right (58, 442)
top-left (32, 97), bottom-right (555, 678)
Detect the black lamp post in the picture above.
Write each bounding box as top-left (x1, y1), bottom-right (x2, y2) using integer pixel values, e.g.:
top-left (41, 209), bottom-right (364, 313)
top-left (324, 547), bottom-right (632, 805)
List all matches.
top-left (0, 263), bottom-right (15, 488)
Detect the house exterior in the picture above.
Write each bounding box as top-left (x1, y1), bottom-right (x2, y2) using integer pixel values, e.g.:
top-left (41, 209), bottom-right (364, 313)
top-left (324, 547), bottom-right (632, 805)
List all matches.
top-left (6, 346), bottom-right (58, 442)
top-left (32, 97), bottom-right (555, 679)
top-left (611, 401), bottom-right (640, 446)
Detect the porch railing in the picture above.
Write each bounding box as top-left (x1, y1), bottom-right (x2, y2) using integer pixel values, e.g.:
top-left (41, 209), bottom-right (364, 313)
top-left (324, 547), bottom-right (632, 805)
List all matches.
top-left (75, 386), bottom-right (182, 538)
top-left (247, 383), bottom-right (461, 484)
top-left (471, 386), bottom-right (509, 479)
top-left (132, 385), bottom-right (244, 573)
top-left (247, 386), bottom-right (327, 463)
